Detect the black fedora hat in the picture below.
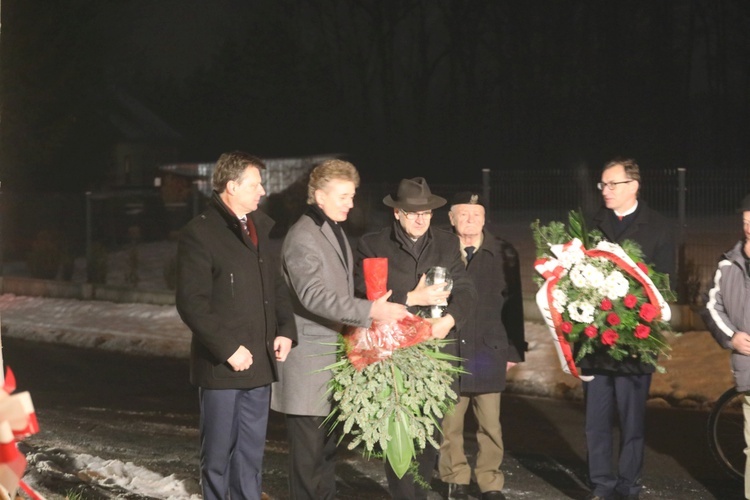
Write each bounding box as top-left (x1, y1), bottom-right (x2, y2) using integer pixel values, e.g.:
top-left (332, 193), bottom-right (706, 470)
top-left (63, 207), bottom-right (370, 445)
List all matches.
top-left (738, 194), bottom-right (750, 213)
top-left (383, 177), bottom-right (447, 211)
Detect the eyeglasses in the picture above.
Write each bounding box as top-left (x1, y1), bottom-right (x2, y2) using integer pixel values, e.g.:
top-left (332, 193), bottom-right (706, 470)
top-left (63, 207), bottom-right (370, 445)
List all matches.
top-left (400, 209), bottom-right (433, 220)
top-left (597, 180), bottom-right (634, 191)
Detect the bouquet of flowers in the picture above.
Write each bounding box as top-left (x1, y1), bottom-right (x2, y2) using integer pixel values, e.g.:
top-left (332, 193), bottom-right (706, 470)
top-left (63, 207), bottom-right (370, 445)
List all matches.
top-left (532, 211), bottom-right (675, 379)
top-left (325, 258), bottom-right (461, 479)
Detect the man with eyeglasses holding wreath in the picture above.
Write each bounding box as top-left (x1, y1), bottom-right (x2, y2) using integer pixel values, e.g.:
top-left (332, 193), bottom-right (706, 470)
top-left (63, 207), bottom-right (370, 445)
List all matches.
top-left (354, 177), bottom-right (477, 499)
top-left (582, 157), bottom-right (675, 500)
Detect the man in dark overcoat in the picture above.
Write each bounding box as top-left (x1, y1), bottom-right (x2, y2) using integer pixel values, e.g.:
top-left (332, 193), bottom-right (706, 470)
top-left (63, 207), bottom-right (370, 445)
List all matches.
top-left (354, 177), bottom-right (477, 500)
top-left (582, 157), bottom-right (675, 500)
top-left (438, 192), bottom-right (526, 500)
top-left (176, 151), bottom-right (297, 500)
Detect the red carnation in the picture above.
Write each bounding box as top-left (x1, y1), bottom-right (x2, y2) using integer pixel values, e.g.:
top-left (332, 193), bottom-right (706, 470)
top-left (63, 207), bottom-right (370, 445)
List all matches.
top-left (623, 294), bottom-right (638, 309)
top-left (637, 262), bottom-right (649, 275)
top-left (584, 325), bottom-right (598, 338)
top-left (606, 313), bottom-right (621, 326)
top-left (601, 329), bottom-right (619, 346)
top-left (639, 303), bottom-right (659, 322)
top-left (634, 324), bottom-right (651, 339)
top-left (561, 321), bottom-right (573, 334)
top-left (600, 298), bottom-right (613, 311)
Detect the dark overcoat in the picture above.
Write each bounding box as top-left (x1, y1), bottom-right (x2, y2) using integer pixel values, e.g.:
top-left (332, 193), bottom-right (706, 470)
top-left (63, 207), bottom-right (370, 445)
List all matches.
top-left (176, 192), bottom-right (297, 389)
top-left (354, 223), bottom-right (477, 339)
top-left (579, 200), bottom-right (676, 374)
top-left (458, 230), bottom-right (526, 393)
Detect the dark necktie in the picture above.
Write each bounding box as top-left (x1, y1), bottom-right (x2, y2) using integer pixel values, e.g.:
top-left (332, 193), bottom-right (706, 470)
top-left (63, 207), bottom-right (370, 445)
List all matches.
top-left (465, 246), bottom-right (475, 263)
top-left (240, 216), bottom-right (258, 246)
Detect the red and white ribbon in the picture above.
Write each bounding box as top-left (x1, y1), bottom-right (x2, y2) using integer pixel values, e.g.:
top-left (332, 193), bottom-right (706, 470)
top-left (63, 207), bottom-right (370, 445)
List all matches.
top-left (535, 238), bottom-right (670, 380)
top-left (0, 368), bottom-right (45, 499)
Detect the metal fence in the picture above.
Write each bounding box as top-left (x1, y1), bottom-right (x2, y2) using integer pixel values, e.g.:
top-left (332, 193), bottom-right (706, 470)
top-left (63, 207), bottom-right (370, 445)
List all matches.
top-left (1, 167), bottom-right (747, 301)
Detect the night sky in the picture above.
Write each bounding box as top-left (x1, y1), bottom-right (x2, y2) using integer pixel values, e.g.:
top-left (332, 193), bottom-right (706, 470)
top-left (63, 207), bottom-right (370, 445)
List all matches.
top-left (2, 0), bottom-right (749, 191)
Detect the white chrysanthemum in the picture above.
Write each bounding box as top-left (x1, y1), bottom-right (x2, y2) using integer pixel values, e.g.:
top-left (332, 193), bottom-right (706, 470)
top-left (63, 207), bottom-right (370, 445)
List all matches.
top-left (552, 288), bottom-right (568, 310)
top-left (569, 265), bottom-right (587, 288)
top-left (603, 270), bottom-right (630, 299)
top-left (559, 246), bottom-right (585, 269)
top-left (568, 300), bottom-right (595, 324)
top-left (581, 263), bottom-right (605, 288)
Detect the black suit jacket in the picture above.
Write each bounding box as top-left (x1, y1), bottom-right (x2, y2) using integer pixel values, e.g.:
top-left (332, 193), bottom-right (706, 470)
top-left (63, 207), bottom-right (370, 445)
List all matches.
top-left (580, 200), bottom-right (676, 374)
top-left (176, 192), bottom-right (297, 389)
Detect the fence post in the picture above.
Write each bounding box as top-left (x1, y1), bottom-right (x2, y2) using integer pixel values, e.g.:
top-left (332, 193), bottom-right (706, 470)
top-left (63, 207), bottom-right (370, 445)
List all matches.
top-left (85, 191), bottom-right (93, 283)
top-left (482, 168), bottom-right (491, 212)
top-left (676, 168), bottom-right (687, 303)
top-left (191, 182), bottom-right (201, 219)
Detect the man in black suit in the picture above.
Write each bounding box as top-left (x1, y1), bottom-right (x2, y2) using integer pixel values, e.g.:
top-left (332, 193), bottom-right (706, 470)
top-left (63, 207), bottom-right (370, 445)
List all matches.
top-left (583, 157), bottom-right (675, 500)
top-left (176, 151), bottom-right (297, 500)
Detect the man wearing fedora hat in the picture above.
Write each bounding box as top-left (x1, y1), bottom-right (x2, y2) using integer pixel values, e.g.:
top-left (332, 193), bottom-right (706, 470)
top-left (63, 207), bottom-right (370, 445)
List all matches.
top-left (702, 193), bottom-right (750, 499)
top-left (354, 177), bottom-right (477, 499)
top-left (438, 191), bottom-right (526, 500)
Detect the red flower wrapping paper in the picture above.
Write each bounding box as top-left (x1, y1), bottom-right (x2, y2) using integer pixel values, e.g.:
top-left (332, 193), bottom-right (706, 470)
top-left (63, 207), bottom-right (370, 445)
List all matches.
top-left (345, 258), bottom-right (432, 370)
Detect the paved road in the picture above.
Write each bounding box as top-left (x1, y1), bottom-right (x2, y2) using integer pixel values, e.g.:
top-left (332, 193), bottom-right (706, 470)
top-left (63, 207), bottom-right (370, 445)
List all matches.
top-left (3, 337), bottom-right (743, 499)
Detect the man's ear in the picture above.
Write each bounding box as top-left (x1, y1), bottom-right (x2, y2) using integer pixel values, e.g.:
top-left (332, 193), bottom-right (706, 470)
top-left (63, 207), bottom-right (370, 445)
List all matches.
top-left (313, 188), bottom-right (325, 207)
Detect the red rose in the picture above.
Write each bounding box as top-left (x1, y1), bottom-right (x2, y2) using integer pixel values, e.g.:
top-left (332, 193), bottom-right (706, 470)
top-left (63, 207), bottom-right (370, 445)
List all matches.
top-left (639, 303), bottom-right (659, 322)
top-left (606, 313), bottom-right (621, 326)
top-left (601, 329), bottom-right (619, 346)
top-left (623, 294), bottom-right (638, 309)
top-left (634, 324), bottom-right (651, 339)
top-left (561, 321), bottom-right (573, 334)
top-left (637, 262), bottom-right (649, 275)
top-left (584, 325), bottom-right (598, 338)
top-left (600, 298), bottom-right (613, 311)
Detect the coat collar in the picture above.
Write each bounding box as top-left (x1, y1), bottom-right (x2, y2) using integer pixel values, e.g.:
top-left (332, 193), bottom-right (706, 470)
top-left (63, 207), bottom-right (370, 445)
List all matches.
top-left (210, 190), bottom-right (274, 239)
top-left (593, 200), bottom-right (651, 242)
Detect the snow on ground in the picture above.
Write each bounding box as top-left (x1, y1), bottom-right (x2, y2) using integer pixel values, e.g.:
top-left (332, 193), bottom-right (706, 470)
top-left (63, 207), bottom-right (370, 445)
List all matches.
top-left (0, 236), bottom-right (738, 499)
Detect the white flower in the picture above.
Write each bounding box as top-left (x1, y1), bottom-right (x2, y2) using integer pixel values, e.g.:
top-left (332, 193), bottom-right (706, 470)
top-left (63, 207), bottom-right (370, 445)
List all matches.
top-left (558, 246), bottom-right (585, 270)
top-left (569, 265), bottom-right (587, 288)
top-left (568, 300), bottom-right (595, 324)
top-left (603, 270), bottom-right (629, 299)
top-left (552, 288), bottom-right (568, 311)
top-left (581, 263), bottom-right (605, 288)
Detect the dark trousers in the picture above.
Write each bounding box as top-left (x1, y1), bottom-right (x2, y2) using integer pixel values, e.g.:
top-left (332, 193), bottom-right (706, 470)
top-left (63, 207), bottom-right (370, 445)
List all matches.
top-left (385, 427), bottom-right (440, 500)
top-left (583, 373), bottom-right (651, 498)
top-left (199, 385), bottom-right (271, 500)
top-left (285, 414), bottom-right (338, 500)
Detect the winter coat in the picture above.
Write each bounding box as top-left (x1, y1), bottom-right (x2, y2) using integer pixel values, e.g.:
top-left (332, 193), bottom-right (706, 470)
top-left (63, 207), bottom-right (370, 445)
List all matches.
top-left (271, 210), bottom-right (373, 417)
top-left (354, 222), bottom-right (477, 345)
top-left (701, 241), bottom-right (750, 391)
top-left (457, 230), bottom-right (526, 393)
top-left (579, 201), bottom-right (676, 375)
top-left (176, 192), bottom-right (297, 390)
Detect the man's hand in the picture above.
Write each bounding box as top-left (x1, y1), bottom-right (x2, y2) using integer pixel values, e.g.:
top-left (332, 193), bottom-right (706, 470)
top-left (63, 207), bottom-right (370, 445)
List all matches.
top-left (370, 290), bottom-right (408, 322)
top-left (731, 331), bottom-right (750, 356)
top-left (227, 345), bottom-right (253, 371)
top-left (429, 314), bottom-right (456, 340)
top-left (506, 361), bottom-right (518, 372)
top-left (274, 336), bottom-right (294, 362)
top-left (406, 274), bottom-right (451, 307)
